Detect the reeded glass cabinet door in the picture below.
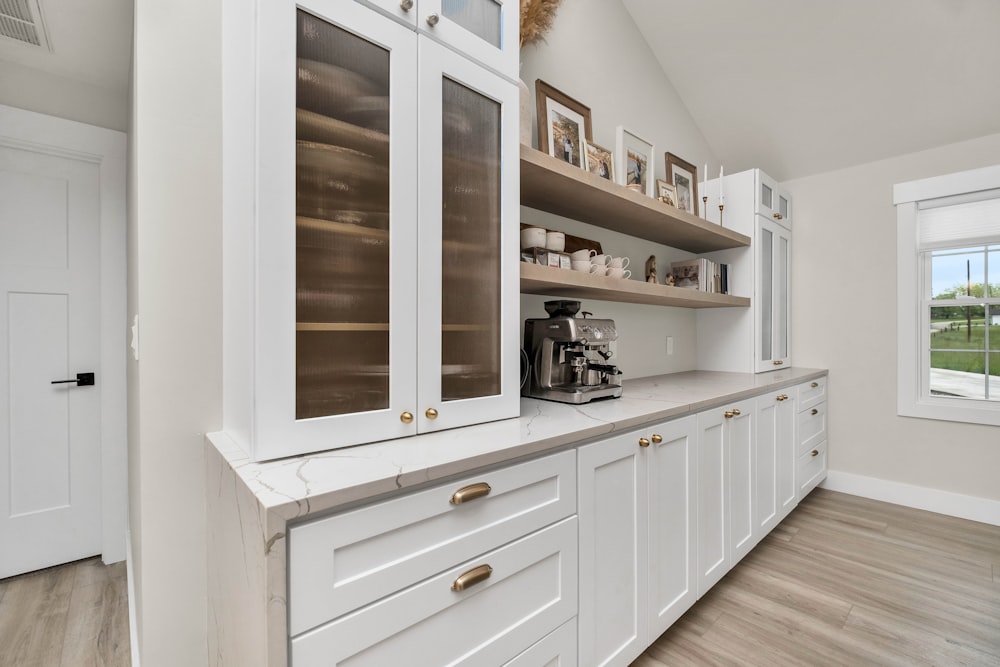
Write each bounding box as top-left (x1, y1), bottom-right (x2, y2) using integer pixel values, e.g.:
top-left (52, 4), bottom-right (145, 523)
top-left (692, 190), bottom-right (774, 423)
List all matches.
top-left (416, 38), bottom-right (519, 432)
top-left (755, 218), bottom-right (791, 373)
top-left (254, 1), bottom-right (419, 458)
top-left (421, 0), bottom-right (518, 77)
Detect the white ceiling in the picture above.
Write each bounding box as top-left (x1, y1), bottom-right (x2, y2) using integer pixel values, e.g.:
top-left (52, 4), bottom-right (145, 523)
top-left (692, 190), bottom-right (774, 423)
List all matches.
top-left (4, 1), bottom-right (999, 183)
top-left (621, 0), bottom-right (1000, 181)
top-left (0, 0), bottom-right (131, 92)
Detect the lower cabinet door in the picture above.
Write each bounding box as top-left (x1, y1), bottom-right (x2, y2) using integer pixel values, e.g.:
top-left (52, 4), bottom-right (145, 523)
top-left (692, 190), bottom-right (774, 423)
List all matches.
top-left (696, 408), bottom-right (728, 597)
top-left (647, 416), bottom-right (697, 638)
top-left (728, 401), bottom-right (755, 565)
top-left (290, 518), bottom-right (577, 666)
top-left (503, 618), bottom-right (577, 667)
top-left (578, 431), bottom-right (648, 667)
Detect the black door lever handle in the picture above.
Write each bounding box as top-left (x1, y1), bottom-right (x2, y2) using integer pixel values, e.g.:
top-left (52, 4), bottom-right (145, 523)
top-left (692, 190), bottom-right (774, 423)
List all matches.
top-left (51, 372), bottom-right (95, 386)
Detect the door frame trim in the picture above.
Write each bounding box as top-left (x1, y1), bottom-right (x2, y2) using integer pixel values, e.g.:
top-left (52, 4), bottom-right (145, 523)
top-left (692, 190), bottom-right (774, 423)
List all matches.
top-left (0, 104), bottom-right (128, 564)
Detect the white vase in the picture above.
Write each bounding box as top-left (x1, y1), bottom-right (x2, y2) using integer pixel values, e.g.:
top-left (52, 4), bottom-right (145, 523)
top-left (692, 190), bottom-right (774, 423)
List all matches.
top-left (518, 77), bottom-right (531, 146)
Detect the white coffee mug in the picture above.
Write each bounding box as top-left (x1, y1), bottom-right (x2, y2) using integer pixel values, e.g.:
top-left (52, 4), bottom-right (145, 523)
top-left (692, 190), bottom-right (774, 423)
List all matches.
top-left (570, 248), bottom-right (597, 261)
top-left (607, 267), bottom-right (631, 279)
top-left (592, 254), bottom-right (610, 266)
top-left (609, 256), bottom-right (630, 269)
top-left (545, 231), bottom-right (566, 252)
top-left (590, 264), bottom-right (608, 275)
top-left (571, 260), bottom-right (593, 272)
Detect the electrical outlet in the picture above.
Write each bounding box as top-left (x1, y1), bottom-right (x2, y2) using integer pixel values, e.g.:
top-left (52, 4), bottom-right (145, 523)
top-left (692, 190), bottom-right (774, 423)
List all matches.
top-left (666, 336), bottom-right (674, 355)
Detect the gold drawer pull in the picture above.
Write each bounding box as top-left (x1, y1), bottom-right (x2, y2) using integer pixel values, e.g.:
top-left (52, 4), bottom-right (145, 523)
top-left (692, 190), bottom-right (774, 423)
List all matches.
top-left (639, 437), bottom-right (650, 448)
top-left (452, 564), bottom-right (492, 592)
top-left (450, 482), bottom-right (491, 505)
top-left (651, 434), bottom-right (663, 444)
top-left (724, 411), bottom-right (734, 419)
top-left (732, 408), bottom-right (741, 416)
top-left (773, 360), bottom-right (784, 366)
top-left (811, 408), bottom-right (818, 416)
top-left (811, 449), bottom-right (819, 457)
top-left (810, 382), bottom-right (819, 388)
top-left (776, 394), bottom-right (788, 401)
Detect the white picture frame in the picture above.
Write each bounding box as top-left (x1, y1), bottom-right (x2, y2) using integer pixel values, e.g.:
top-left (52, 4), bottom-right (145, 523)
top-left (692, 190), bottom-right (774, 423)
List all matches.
top-left (543, 97), bottom-right (588, 169)
top-left (615, 126), bottom-right (655, 197)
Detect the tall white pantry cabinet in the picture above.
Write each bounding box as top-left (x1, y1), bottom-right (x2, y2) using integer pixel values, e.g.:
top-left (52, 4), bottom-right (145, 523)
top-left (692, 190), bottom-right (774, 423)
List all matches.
top-left (222, 0), bottom-right (521, 461)
top-left (697, 169), bottom-right (793, 373)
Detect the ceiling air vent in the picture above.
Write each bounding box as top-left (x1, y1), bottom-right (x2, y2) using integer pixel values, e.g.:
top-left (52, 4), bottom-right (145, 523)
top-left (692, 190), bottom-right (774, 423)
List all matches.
top-left (0, 0), bottom-right (51, 50)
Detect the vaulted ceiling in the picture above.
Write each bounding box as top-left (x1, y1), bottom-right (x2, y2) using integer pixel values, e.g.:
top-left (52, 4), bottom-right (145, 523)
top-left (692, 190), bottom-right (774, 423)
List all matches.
top-left (4, 1), bottom-right (999, 182)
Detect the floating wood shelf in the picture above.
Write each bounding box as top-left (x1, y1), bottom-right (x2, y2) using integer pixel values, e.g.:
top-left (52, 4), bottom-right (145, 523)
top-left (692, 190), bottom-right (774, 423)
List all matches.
top-left (520, 145), bottom-right (750, 254)
top-left (520, 263), bottom-right (750, 309)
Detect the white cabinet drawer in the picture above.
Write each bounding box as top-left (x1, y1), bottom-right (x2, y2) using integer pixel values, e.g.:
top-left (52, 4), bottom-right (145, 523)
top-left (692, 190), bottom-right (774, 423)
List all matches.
top-left (291, 517), bottom-right (579, 666)
top-left (797, 402), bottom-right (827, 457)
top-left (503, 618), bottom-right (577, 667)
top-left (797, 377), bottom-right (827, 411)
top-left (289, 450), bottom-right (576, 635)
top-left (797, 440), bottom-right (827, 499)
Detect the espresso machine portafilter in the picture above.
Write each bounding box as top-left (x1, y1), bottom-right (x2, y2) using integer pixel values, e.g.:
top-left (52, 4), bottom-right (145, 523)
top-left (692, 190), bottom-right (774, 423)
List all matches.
top-left (522, 301), bottom-right (623, 404)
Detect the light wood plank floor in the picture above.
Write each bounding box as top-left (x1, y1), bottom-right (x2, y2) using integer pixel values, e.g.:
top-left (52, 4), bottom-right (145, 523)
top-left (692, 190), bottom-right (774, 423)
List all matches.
top-left (0, 557), bottom-right (130, 667)
top-left (634, 488), bottom-right (1000, 666)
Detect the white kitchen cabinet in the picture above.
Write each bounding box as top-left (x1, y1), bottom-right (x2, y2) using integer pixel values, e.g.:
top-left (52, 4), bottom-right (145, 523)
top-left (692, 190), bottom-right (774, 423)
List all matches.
top-left (355, 0), bottom-right (518, 78)
top-left (578, 416), bottom-right (698, 667)
top-left (754, 389), bottom-right (796, 545)
top-left (504, 619), bottom-right (577, 667)
top-left (223, 0), bottom-right (520, 460)
top-left (696, 168), bottom-right (792, 374)
top-left (696, 398), bottom-right (754, 597)
top-left (796, 383), bottom-right (829, 499)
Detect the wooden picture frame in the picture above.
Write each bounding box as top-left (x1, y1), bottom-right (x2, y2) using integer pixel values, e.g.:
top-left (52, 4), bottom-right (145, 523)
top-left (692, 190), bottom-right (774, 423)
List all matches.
top-left (665, 152), bottom-right (699, 215)
top-left (615, 127), bottom-right (655, 197)
top-left (535, 80), bottom-right (593, 169)
top-left (656, 179), bottom-right (677, 207)
top-left (584, 141), bottom-right (614, 181)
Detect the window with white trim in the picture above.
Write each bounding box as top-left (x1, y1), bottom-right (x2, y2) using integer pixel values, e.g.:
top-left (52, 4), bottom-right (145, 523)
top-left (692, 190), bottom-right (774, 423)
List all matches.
top-left (895, 165), bottom-right (1000, 426)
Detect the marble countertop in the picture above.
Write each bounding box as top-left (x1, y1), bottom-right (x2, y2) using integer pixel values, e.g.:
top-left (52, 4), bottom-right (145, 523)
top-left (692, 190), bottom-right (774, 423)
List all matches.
top-left (208, 367), bottom-right (826, 524)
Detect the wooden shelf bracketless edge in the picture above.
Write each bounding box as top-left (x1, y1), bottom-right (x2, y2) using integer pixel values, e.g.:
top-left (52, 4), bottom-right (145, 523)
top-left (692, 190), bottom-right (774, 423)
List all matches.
top-left (519, 145), bottom-right (751, 254)
top-left (520, 263), bottom-right (751, 309)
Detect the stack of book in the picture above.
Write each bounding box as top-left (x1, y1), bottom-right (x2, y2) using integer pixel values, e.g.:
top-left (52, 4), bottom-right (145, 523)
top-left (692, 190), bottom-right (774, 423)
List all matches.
top-left (670, 258), bottom-right (730, 294)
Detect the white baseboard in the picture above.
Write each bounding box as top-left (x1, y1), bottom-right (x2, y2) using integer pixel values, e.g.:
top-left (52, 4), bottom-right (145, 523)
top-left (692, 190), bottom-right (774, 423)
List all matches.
top-left (126, 527), bottom-right (141, 667)
top-left (820, 470), bottom-right (1000, 527)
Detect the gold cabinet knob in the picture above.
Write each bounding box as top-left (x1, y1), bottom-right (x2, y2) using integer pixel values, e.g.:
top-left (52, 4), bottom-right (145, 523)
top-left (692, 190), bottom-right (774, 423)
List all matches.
top-left (774, 213), bottom-right (783, 220)
top-left (811, 408), bottom-right (818, 416)
top-left (400, 411), bottom-right (414, 424)
top-left (773, 360), bottom-right (784, 366)
top-left (724, 411), bottom-right (734, 419)
top-left (425, 407), bottom-right (438, 420)
top-left (450, 482), bottom-right (491, 505)
top-left (426, 12), bottom-right (439, 26)
top-left (732, 408), bottom-right (741, 416)
top-left (776, 394), bottom-right (786, 401)
top-left (451, 564), bottom-right (492, 592)
top-left (638, 437), bottom-right (650, 448)
top-left (399, 0), bottom-right (413, 10)
top-left (651, 434), bottom-right (663, 444)
top-left (811, 449), bottom-right (819, 457)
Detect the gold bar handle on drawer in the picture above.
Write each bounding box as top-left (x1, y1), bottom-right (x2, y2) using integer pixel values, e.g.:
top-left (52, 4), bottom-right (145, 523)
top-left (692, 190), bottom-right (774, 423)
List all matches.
top-left (450, 482), bottom-right (491, 505)
top-left (451, 564), bottom-right (492, 592)
top-left (811, 408), bottom-right (818, 415)
top-left (811, 449), bottom-right (819, 457)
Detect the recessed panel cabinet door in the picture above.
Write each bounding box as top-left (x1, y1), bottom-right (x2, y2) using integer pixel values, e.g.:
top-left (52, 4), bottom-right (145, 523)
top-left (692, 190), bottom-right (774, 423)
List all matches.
top-left (696, 408), bottom-right (728, 597)
top-left (416, 38), bottom-right (519, 433)
top-left (253, 1), bottom-right (420, 458)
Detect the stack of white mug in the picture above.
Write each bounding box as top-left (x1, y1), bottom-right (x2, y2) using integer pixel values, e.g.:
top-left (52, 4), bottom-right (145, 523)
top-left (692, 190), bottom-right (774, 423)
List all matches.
top-left (570, 250), bottom-right (631, 279)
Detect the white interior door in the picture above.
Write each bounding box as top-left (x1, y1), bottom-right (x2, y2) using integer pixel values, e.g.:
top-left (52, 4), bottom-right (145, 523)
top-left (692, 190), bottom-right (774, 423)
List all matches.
top-left (0, 139), bottom-right (103, 578)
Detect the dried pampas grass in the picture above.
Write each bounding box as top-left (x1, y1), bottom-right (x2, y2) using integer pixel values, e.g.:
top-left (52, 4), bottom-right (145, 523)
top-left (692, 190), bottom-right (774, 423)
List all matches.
top-left (520, 0), bottom-right (564, 48)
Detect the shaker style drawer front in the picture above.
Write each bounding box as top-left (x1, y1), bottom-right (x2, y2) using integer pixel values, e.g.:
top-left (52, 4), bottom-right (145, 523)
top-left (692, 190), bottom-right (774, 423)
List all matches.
top-left (291, 518), bottom-right (578, 666)
top-left (289, 450), bottom-right (576, 634)
top-left (797, 377), bottom-right (827, 411)
top-left (797, 440), bottom-right (827, 498)
top-left (503, 618), bottom-right (577, 667)
top-left (797, 402), bottom-right (827, 457)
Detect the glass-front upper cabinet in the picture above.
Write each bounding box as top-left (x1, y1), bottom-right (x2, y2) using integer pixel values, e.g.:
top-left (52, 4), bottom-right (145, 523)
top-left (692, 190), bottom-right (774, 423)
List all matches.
top-left (225, 0), bottom-right (518, 460)
top-left (756, 218), bottom-right (791, 373)
top-left (356, 0), bottom-right (518, 77)
top-left (756, 170), bottom-right (792, 228)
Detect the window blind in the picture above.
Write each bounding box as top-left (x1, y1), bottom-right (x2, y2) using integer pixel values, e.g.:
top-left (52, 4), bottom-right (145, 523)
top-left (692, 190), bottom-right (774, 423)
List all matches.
top-left (917, 190), bottom-right (1000, 249)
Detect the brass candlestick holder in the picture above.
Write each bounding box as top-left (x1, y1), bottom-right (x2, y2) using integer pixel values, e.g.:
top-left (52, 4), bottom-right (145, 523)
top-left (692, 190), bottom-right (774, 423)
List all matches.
top-left (702, 196), bottom-right (708, 220)
top-left (718, 203), bottom-right (725, 227)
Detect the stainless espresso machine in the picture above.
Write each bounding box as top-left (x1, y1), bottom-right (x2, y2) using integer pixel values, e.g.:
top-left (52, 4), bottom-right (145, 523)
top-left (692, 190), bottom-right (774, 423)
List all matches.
top-left (522, 301), bottom-right (623, 404)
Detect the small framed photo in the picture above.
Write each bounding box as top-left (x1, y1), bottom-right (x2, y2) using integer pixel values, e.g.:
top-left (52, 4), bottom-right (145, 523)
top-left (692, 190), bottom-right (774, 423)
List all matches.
top-left (656, 179), bottom-right (677, 207)
top-left (665, 152), bottom-right (699, 215)
top-left (535, 80), bottom-right (593, 169)
top-left (584, 141), bottom-right (614, 180)
top-left (615, 127), bottom-right (655, 197)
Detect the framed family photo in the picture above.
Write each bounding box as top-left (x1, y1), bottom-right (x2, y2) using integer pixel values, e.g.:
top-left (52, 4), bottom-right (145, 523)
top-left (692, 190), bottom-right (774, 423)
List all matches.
top-left (615, 127), bottom-right (655, 197)
top-left (535, 80), bottom-right (593, 169)
top-left (656, 179), bottom-right (677, 207)
top-left (584, 141), bottom-right (614, 180)
top-left (665, 152), bottom-right (699, 215)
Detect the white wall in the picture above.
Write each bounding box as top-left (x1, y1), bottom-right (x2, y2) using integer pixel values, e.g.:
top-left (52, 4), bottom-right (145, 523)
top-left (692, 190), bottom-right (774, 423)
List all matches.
top-left (519, 0), bottom-right (721, 377)
top-left (0, 60), bottom-right (127, 132)
top-left (130, 0), bottom-right (222, 664)
top-left (786, 132), bottom-right (1000, 503)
